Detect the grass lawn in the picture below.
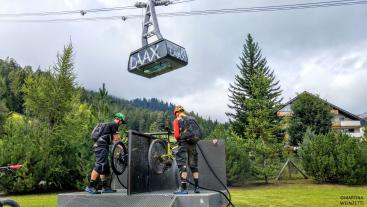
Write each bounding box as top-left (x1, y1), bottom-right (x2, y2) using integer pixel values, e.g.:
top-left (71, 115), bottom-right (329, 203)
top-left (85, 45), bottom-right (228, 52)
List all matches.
top-left (1, 193), bottom-right (57, 207)
top-left (2, 181), bottom-right (366, 207)
top-left (231, 180), bottom-right (367, 207)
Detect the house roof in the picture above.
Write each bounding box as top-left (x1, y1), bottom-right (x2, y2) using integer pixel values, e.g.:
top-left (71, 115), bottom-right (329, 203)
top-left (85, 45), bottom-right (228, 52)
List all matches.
top-left (282, 91), bottom-right (366, 125)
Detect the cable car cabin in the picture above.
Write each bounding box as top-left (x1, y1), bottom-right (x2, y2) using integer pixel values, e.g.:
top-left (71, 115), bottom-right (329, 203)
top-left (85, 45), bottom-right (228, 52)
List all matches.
top-left (128, 39), bottom-right (188, 78)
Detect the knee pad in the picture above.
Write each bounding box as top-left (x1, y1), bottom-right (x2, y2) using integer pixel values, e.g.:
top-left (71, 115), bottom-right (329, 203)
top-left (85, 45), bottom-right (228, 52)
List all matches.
top-left (179, 165), bottom-right (187, 173)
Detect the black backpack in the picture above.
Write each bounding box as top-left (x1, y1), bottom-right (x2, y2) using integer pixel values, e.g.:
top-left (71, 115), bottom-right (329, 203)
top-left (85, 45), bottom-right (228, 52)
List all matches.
top-left (91, 123), bottom-right (107, 142)
top-left (180, 116), bottom-right (202, 144)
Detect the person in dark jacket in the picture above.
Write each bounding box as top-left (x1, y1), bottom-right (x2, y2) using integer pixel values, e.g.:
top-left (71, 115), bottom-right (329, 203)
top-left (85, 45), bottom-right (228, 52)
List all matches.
top-left (85, 113), bottom-right (126, 194)
top-left (172, 105), bottom-right (200, 194)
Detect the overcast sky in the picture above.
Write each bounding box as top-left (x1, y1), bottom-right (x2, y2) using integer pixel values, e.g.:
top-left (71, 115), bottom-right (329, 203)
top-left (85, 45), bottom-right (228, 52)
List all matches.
top-left (0, 0), bottom-right (366, 122)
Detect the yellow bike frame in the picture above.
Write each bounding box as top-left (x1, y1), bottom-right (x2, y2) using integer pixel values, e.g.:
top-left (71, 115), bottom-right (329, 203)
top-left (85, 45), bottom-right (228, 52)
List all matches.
top-left (160, 133), bottom-right (177, 162)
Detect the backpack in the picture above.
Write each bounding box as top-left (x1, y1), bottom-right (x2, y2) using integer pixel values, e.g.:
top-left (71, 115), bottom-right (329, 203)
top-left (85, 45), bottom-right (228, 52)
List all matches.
top-left (180, 116), bottom-right (202, 144)
top-left (91, 123), bottom-right (107, 142)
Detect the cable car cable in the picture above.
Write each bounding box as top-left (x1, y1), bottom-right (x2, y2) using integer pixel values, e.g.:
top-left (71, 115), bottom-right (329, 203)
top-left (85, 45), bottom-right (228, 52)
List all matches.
top-left (0, 0), bottom-right (193, 18)
top-left (0, 5), bottom-right (137, 17)
top-left (0, 0), bottom-right (365, 23)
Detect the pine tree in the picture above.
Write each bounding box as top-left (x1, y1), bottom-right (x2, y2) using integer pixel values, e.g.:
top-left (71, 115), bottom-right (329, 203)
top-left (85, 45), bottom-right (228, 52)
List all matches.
top-left (227, 34), bottom-right (282, 137)
top-left (23, 43), bottom-right (77, 126)
top-left (227, 34), bottom-right (283, 183)
top-left (93, 83), bottom-right (110, 122)
top-left (243, 73), bottom-right (283, 183)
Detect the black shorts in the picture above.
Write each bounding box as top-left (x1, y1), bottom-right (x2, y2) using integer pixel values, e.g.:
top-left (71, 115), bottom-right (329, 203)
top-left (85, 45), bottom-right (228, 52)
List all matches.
top-left (175, 141), bottom-right (198, 173)
top-left (93, 140), bottom-right (110, 175)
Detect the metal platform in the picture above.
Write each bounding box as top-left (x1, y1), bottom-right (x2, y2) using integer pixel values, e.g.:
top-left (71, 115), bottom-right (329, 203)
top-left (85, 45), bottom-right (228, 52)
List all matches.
top-left (61, 132), bottom-right (229, 207)
top-left (58, 189), bottom-right (228, 207)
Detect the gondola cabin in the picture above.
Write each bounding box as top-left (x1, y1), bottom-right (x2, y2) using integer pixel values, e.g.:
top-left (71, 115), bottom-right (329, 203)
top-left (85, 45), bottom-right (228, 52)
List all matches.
top-left (128, 39), bottom-right (188, 78)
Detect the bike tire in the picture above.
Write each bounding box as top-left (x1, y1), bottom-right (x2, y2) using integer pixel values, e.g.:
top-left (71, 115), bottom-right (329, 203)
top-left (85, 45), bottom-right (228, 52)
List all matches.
top-left (111, 141), bottom-right (128, 175)
top-left (0, 199), bottom-right (20, 207)
top-left (148, 139), bottom-right (168, 175)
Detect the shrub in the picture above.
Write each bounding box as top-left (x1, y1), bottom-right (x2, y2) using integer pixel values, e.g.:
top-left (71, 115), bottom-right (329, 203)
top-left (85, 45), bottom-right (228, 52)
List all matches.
top-left (0, 105), bottom-right (95, 193)
top-left (299, 129), bottom-right (367, 184)
top-left (208, 127), bottom-right (252, 185)
top-left (225, 134), bottom-right (252, 186)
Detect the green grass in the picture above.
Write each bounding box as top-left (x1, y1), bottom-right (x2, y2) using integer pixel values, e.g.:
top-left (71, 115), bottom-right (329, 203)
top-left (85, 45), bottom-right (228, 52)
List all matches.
top-left (231, 181), bottom-right (367, 207)
top-left (1, 193), bottom-right (57, 207)
top-left (2, 182), bottom-right (366, 207)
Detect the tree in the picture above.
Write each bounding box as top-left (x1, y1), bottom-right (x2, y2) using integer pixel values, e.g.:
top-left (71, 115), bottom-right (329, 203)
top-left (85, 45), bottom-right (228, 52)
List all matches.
top-left (288, 92), bottom-right (332, 146)
top-left (0, 76), bottom-right (9, 134)
top-left (227, 34), bottom-right (283, 183)
top-left (6, 67), bottom-right (30, 113)
top-left (93, 83), bottom-right (110, 122)
top-left (23, 43), bottom-right (77, 127)
top-left (243, 73), bottom-right (283, 183)
top-left (0, 45), bottom-right (97, 192)
top-left (227, 34), bottom-right (282, 137)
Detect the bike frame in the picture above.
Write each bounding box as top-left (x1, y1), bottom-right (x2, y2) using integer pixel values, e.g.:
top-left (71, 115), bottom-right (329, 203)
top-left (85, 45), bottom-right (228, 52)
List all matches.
top-left (160, 133), bottom-right (176, 161)
top-left (145, 131), bottom-right (177, 161)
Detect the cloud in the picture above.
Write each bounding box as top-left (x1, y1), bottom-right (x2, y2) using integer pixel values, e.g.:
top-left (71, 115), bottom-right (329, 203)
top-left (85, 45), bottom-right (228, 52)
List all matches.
top-left (277, 42), bottom-right (367, 115)
top-left (169, 78), bottom-right (231, 122)
top-left (0, 0), bottom-right (366, 121)
top-left (63, 0), bottom-right (82, 9)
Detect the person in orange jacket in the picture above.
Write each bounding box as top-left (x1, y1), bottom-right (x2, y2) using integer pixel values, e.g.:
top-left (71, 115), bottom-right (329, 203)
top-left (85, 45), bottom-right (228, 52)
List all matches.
top-left (172, 105), bottom-right (200, 194)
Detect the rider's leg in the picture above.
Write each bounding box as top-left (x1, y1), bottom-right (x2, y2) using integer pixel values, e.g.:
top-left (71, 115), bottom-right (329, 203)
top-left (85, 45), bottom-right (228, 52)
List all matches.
top-left (100, 151), bottom-right (113, 193)
top-left (86, 170), bottom-right (99, 192)
top-left (192, 171), bottom-right (200, 193)
top-left (175, 142), bottom-right (189, 194)
top-left (86, 144), bottom-right (109, 194)
top-left (100, 174), bottom-right (108, 188)
top-left (188, 143), bottom-right (200, 193)
top-left (174, 166), bottom-right (188, 194)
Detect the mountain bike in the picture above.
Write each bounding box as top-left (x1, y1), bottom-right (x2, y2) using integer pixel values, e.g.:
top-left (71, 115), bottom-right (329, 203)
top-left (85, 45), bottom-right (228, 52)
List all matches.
top-left (110, 138), bottom-right (128, 176)
top-left (148, 129), bottom-right (178, 174)
top-left (0, 165), bottom-right (23, 207)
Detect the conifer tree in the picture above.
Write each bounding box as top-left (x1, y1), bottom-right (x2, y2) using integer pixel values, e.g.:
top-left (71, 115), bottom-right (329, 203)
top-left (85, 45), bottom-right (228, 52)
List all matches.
top-left (93, 83), bottom-right (110, 122)
top-left (227, 34), bottom-right (282, 137)
top-left (243, 73), bottom-right (283, 183)
top-left (227, 34), bottom-right (283, 183)
top-left (23, 43), bottom-right (77, 126)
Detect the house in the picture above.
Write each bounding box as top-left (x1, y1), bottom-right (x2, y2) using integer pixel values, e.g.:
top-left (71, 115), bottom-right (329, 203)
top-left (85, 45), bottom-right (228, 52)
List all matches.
top-left (278, 91), bottom-right (365, 138)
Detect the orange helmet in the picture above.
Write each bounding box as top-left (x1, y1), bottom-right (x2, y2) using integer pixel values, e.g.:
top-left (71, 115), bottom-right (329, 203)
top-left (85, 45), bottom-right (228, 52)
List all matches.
top-left (174, 105), bottom-right (184, 115)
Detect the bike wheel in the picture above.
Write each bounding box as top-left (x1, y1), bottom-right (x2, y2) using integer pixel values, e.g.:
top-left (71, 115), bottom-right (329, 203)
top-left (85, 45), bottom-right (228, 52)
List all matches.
top-left (0, 199), bottom-right (20, 207)
top-left (148, 139), bottom-right (168, 175)
top-left (111, 141), bottom-right (128, 175)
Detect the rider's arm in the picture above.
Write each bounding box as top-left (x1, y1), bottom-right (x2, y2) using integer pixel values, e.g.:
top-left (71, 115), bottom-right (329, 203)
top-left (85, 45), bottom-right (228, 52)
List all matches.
top-left (112, 133), bottom-right (121, 144)
top-left (173, 119), bottom-right (180, 141)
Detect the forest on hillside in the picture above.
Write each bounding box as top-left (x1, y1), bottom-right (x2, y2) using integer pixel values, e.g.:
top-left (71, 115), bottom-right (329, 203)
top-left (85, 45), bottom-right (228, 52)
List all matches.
top-left (0, 57), bottom-right (221, 136)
